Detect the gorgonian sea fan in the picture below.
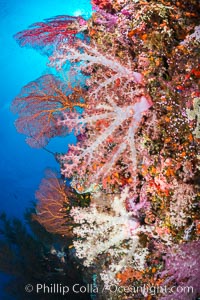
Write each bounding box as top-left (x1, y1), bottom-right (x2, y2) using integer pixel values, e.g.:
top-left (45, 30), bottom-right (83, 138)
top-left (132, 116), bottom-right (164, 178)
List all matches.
top-left (14, 15), bottom-right (88, 49)
top-left (33, 169), bottom-right (72, 236)
top-left (11, 74), bottom-right (85, 148)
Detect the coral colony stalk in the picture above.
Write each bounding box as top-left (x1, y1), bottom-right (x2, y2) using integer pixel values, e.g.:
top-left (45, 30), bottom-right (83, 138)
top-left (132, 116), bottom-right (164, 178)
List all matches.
top-left (12, 0), bottom-right (200, 299)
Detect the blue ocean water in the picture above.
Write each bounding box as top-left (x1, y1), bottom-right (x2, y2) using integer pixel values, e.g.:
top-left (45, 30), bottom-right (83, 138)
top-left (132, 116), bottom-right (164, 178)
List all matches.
top-left (0, 0), bottom-right (91, 217)
top-left (0, 0), bottom-right (91, 298)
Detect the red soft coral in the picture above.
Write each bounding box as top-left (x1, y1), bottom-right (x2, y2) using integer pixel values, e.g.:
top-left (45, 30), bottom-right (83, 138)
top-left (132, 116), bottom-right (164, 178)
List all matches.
top-left (92, 0), bottom-right (113, 11)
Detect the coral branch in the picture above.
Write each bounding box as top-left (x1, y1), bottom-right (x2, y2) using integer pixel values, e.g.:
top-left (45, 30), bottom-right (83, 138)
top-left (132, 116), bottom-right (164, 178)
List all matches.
top-left (50, 40), bottom-right (143, 84)
top-left (60, 95), bottom-right (152, 190)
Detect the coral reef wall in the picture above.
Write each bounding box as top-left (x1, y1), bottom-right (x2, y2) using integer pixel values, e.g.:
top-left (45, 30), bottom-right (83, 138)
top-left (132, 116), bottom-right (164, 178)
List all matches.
top-left (9, 0), bottom-right (200, 299)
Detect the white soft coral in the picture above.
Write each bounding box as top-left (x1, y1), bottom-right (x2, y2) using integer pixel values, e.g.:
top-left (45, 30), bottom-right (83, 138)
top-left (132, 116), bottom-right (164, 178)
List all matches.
top-left (70, 188), bottom-right (150, 285)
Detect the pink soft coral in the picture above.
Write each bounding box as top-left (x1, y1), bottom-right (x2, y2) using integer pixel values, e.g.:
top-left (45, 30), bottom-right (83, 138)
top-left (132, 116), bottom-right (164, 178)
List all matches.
top-left (161, 241), bottom-right (200, 300)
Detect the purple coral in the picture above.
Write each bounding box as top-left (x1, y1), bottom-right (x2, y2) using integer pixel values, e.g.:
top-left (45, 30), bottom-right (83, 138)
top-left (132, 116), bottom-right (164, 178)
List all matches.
top-left (161, 241), bottom-right (200, 300)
